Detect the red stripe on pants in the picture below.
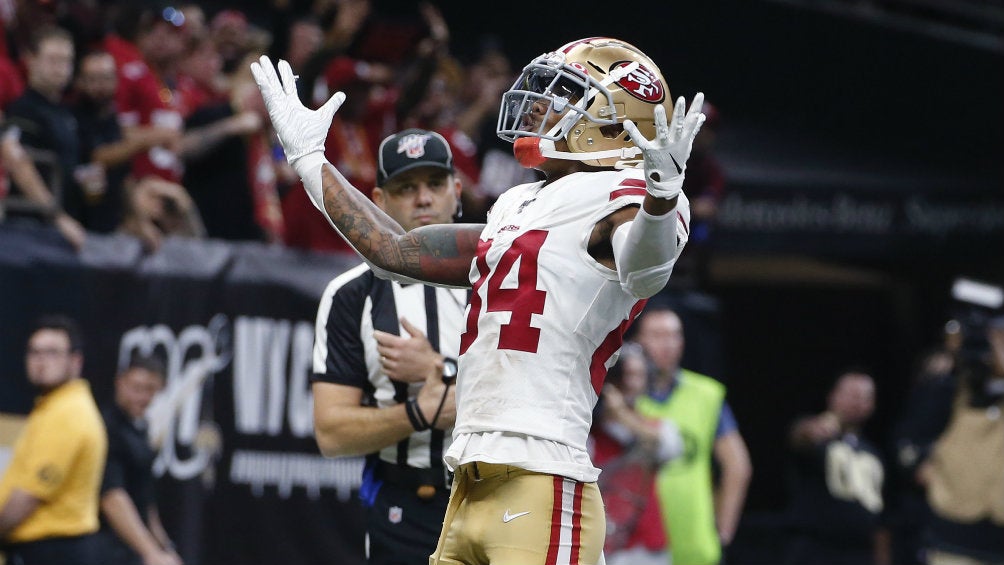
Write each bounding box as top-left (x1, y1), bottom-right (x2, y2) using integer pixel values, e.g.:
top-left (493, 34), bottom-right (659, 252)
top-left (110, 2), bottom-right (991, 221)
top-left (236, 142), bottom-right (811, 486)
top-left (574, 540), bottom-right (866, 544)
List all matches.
top-left (570, 481), bottom-right (584, 564)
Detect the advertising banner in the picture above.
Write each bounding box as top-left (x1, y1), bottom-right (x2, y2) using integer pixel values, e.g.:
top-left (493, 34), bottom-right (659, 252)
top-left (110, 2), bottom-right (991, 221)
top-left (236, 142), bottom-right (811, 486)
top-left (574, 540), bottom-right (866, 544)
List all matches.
top-left (0, 225), bottom-right (367, 565)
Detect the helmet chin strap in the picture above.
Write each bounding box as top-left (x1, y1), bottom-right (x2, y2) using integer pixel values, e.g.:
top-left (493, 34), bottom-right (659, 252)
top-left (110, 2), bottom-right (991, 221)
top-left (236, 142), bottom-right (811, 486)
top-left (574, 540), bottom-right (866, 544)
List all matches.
top-left (514, 137), bottom-right (642, 168)
top-left (513, 61), bottom-right (644, 169)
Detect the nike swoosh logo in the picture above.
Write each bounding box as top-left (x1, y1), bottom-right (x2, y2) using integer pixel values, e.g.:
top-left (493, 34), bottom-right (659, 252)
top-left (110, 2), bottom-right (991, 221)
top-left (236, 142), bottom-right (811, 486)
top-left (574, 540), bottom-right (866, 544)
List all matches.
top-left (670, 155), bottom-right (683, 175)
top-left (502, 509), bottom-right (531, 523)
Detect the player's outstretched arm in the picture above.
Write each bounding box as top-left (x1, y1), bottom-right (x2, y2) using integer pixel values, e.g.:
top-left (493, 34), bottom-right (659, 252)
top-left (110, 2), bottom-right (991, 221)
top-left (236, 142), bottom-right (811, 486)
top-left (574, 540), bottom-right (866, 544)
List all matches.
top-left (319, 166), bottom-right (482, 287)
top-left (250, 55), bottom-right (481, 288)
top-left (610, 94), bottom-right (706, 298)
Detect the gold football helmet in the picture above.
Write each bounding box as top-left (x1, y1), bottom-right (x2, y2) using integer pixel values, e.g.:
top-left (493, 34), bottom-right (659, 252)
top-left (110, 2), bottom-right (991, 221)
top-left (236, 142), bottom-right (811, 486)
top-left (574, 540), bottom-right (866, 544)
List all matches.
top-left (497, 37), bottom-right (673, 168)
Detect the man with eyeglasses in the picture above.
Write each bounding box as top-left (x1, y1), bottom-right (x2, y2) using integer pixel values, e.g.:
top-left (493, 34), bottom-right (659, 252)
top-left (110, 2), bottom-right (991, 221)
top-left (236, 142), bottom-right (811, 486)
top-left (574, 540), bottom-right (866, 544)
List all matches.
top-left (0, 315), bottom-right (107, 565)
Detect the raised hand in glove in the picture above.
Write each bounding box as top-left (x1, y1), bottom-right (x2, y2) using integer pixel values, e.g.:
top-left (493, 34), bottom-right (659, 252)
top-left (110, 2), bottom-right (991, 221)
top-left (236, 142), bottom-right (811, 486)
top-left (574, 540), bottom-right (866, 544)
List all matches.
top-left (249, 55), bottom-right (344, 165)
top-left (623, 92), bottom-right (706, 200)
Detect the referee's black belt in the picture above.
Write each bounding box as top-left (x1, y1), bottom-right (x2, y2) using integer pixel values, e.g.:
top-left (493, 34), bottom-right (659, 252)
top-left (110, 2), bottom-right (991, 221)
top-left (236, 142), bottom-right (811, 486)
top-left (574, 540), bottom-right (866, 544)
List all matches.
top-left (375, 460), bottom-right (452, 499)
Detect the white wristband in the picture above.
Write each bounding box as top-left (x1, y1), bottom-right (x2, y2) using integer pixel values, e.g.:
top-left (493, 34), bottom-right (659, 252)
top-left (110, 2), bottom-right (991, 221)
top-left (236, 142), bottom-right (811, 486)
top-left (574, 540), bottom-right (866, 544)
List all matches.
top-left (645, 173), bottom-right (684, 200)
top-left (291, 151), bottom-right (329, 213)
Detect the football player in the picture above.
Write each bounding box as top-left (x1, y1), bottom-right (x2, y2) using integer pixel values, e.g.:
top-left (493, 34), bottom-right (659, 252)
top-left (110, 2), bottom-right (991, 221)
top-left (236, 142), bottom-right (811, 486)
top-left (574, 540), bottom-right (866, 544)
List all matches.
top-left (252, 37), bottom-right (705, 565)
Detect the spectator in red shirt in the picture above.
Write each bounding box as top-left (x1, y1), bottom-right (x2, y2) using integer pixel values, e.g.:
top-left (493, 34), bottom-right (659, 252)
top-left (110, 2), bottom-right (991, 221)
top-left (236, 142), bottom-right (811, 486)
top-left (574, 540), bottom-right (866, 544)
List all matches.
top-left (592, 343), bottom-right (683, 565)
top-left (114, 8), bottom-right (189, 183)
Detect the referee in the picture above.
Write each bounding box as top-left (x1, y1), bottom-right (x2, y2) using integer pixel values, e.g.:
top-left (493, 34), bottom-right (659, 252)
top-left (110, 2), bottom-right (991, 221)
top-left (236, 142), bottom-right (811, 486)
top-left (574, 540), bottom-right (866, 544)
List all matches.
top-left (311, 129), bottom-right (466, 565)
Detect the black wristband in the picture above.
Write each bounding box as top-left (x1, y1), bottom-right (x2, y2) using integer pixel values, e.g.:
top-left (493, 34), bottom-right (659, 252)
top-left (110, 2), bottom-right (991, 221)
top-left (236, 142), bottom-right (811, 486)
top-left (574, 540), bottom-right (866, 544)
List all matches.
top-left (406, 397), bottom-right (430, 431)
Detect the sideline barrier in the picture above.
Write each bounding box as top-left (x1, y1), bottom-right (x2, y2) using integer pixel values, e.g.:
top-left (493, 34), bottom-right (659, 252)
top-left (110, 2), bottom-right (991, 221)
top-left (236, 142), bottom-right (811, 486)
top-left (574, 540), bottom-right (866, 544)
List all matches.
top-left (0, 223), bottom-right (366, 565)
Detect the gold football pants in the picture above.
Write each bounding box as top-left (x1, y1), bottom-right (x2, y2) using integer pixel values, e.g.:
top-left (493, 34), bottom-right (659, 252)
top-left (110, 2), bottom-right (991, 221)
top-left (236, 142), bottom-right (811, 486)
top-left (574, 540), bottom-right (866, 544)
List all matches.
top-left (430, 462), bottom-right (604, 565)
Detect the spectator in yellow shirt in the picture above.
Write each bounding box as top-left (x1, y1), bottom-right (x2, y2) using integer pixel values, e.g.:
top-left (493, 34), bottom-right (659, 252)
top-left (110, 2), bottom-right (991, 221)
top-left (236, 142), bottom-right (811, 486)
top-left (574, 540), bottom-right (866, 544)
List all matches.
top-left (0, 315), bottom-right (107, 565)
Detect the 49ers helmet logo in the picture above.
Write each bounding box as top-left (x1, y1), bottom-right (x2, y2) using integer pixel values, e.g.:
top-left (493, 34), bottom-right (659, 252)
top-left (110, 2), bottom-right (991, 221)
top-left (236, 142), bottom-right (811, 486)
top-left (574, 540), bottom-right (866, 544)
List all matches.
top-left (611, 61), bottom-right (665, 103)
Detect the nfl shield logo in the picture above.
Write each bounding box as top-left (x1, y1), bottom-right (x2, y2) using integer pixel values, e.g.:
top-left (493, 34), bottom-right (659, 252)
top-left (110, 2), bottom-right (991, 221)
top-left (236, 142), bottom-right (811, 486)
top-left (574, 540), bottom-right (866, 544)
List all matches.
top-left (397, 134), bottom-right (431, 159)
top-left (389, 506), bottom-right (403, 524)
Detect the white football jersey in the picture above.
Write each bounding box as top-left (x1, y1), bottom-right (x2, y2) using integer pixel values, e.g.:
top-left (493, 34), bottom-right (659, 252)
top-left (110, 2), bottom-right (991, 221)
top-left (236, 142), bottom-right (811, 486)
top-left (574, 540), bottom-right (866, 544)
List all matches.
top-left (448, 169), bottom-right (690, 480)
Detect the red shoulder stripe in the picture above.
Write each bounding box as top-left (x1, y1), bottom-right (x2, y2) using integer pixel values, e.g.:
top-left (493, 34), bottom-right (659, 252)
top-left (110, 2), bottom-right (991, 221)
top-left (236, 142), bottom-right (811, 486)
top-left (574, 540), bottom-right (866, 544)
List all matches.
top-left (618, 178), bottom-right (646, 188)
top-left (610, 178), bottom-right (646, 200)
top-left (609, 187), bottom-right (647, 201)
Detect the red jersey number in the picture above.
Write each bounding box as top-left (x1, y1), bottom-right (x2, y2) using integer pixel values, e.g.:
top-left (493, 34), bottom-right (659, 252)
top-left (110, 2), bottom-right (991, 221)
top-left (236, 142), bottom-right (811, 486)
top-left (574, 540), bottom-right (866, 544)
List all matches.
top-left (460, 231), bottom-right (549, 354)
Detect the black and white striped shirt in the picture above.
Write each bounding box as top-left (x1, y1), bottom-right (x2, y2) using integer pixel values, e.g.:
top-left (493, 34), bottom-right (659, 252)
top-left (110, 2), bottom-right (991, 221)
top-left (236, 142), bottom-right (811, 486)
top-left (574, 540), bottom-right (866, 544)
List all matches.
top-left (312, 263), bottom-right (467, 469)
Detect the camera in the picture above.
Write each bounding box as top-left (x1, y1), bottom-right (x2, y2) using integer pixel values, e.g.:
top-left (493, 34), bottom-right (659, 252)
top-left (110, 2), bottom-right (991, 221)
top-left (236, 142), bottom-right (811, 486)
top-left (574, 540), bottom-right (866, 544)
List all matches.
top-left (950, 278), bottom-right (1004, 408)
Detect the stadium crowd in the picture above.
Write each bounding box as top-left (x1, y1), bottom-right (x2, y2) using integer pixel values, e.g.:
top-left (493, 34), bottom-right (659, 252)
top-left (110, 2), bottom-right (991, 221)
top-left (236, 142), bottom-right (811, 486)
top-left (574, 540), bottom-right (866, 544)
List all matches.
top-left (0, 0), bottom-right (535, 254)
top-left (0, 0), bottom-right (727, 266)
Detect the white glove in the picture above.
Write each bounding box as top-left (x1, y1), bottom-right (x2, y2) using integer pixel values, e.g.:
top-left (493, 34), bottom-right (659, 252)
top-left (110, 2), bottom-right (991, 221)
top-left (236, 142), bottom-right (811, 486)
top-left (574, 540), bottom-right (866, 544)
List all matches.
top-left (249, 55), bottom-right (345, 165)
top-left (623, 92), bottom-right (706, 200)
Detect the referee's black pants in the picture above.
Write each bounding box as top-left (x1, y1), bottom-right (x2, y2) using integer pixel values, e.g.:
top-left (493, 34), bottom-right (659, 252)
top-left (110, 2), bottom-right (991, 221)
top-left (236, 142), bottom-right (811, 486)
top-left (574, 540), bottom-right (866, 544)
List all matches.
top-left (367, 478), bottom-right (450, 565)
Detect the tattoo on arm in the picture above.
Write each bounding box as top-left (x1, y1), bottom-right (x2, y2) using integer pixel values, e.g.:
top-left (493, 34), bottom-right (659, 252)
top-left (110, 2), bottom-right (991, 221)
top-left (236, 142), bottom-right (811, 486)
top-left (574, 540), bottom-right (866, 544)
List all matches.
top-left (321, 165), bottom-right (483, 286)
top-left (409, 225), bottom-right (484, 286)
